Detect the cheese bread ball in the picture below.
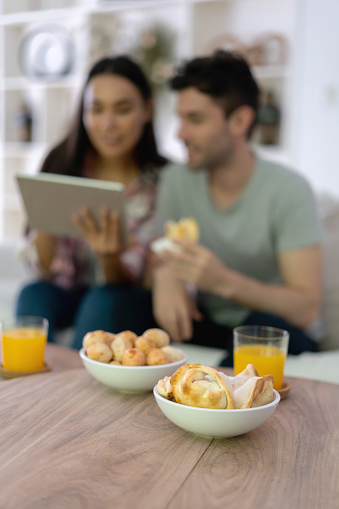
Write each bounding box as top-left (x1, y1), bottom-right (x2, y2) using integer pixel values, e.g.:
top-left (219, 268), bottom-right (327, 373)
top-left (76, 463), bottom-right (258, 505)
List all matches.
top-left (87, 343), bottom-right (113, 363)
top-left (103, 332), bottom-right (117, 348)
top-left (135, 336), bottom-right (156, 354)
top-left (161, 345), bottom-right (185, 363)
top-left (146, 348), bottom-right (170, 366)
top-left (111, 337), bottom-right (133, 362)
top-left (115, 330), bottom-right (138, 347)
top-left (143, 328), bottom-right (170, 348)
top-left (122, 348), bottom-right (146, 366)
top-left (83, 330), bottom-right (110, 353)
top-left (110, 360), bottom-right (122, 365)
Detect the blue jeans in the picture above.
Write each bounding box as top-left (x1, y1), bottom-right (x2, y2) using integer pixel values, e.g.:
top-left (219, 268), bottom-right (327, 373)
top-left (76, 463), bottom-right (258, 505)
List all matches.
top-left (16, 281), bottom-right (156, 350)
top-left (188, 311), bottom-right (318, 367)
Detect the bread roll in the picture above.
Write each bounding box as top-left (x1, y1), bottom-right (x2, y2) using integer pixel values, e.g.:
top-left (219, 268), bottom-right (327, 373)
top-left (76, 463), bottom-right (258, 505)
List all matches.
top-left (87, 343), bottom-right (113, 363)
top-left (122, 348), bottom-right (146, 366)
top-left (115, 330), bottom-right (138, 347)
top-left (135, 336), bottom-right (156, 354)
top-left (170, 363), bottom-right (234, 409)
top-left (82, 330), bottom-right (112, 353)
top-left (111, 336), bottom-right (133, 362)
top-left (146, 348), bottom-right (169, 366)
top-left (161, 345), bottom-right (185, 363)
top-left (143, 328), bottom-right (170, 348)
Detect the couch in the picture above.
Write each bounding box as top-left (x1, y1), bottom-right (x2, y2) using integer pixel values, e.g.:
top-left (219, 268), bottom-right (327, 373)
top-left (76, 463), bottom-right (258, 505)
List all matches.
top-left (1, 194), bottom-right (338, 385)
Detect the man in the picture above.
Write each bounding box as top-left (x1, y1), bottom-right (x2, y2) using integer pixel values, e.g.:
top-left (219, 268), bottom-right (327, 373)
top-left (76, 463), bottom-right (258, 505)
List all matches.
top-left (152, 50), bottom-right (324, 366)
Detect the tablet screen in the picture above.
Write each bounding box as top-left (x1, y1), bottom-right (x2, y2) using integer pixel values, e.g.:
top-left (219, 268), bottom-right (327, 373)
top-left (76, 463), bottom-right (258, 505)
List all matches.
top-left (16, 172), bottom-right (128, 243)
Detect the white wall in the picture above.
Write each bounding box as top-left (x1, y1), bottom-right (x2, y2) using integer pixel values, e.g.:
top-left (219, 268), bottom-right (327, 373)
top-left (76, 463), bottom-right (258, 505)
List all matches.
top-left (291, 0), bottom-right (339, 198)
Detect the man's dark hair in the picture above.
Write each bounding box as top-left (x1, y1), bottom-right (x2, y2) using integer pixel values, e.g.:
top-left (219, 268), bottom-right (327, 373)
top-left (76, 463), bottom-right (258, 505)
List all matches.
top-left (170, 50), bottom-right (260, 137)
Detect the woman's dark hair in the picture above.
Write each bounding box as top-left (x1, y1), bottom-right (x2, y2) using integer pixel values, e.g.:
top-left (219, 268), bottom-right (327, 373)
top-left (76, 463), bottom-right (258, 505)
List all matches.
top-left (41, 55), bottom-right (167, 175)
top-left (170, 50), bottom-right (260, 137)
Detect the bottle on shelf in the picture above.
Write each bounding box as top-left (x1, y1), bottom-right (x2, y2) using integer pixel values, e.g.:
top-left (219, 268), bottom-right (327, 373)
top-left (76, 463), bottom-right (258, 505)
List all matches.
top-left (13, 101), bottom-right (33, 143)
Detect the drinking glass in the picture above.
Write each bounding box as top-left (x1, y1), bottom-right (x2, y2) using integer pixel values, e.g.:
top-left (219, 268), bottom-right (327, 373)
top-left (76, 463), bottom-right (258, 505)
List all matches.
top-left (233, 325), bottom-right (289, 390)
top-left (1, 316), bottom-right (48, 372)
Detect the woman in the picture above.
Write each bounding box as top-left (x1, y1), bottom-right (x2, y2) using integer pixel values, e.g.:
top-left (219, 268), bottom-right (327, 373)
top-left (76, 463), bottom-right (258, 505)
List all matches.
top-left (16, 55), bottom-right (167, 349)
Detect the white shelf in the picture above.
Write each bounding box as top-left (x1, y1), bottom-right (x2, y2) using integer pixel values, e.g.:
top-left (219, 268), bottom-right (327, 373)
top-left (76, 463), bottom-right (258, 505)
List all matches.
top-left (0, 0), bottom-right (185, 24)
top-left (2, 76), bottom-right (83, 91)
top-left (252, 65), bottom-right (291, 80)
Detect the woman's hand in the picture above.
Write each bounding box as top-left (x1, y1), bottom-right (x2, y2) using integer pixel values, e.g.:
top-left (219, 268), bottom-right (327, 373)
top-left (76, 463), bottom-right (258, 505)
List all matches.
top-left (73, 207), bottom-right (127, 255)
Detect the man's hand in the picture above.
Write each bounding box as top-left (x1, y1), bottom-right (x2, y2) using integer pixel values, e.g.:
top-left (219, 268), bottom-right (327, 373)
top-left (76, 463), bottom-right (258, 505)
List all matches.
top-left (152, 265), bottom-right (203, 342)
top-left (73, 207), bottom-right (128, 255)
top-left (163, 240), bottom-right (230, 295)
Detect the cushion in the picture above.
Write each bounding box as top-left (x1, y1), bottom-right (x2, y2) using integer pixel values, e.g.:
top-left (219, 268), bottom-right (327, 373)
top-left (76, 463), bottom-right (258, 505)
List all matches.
top-left (317, 195), bottom-right (339, 350)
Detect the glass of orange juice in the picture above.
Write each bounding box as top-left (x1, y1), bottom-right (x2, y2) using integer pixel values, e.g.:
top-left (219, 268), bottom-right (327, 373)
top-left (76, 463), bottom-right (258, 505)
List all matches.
top-left (1, 316), bottom-right (48, 373)
top-left (233, 325), bottom-right (289, 391)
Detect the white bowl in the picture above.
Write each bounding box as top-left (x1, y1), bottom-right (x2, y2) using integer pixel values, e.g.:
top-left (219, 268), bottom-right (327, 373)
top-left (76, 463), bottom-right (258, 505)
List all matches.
top-left (153, 385), bottom-right (280, 438)
top-left (79, 348), bottom-right (188, 393)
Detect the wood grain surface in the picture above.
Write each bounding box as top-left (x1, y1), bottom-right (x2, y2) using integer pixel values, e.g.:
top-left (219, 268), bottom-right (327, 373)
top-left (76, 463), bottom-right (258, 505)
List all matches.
top-left (0, 364), bottom-right (338, 509)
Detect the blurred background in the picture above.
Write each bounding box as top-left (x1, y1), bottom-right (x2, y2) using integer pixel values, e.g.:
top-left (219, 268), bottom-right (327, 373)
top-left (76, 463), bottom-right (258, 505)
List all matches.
top-left (0, 0), bottom-right (338, 240)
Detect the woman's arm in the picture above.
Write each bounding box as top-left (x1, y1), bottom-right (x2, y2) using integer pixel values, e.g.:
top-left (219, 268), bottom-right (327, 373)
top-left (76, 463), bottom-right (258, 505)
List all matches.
top-left (99, 253), bottom-right (134, 285)
top-left (34, 232), bottom-right (57, 272)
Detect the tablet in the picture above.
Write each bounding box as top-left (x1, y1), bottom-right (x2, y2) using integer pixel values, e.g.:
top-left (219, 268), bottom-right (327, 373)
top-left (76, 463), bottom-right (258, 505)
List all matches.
top-left (16, 172), bottom-right (128, 243)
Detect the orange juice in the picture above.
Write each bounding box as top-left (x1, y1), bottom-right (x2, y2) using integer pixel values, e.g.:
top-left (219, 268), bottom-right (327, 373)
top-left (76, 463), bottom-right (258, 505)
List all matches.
top-left (2, 327), bottom-right (47, 372)
top-left (234, 344), bottom-right (286, 390)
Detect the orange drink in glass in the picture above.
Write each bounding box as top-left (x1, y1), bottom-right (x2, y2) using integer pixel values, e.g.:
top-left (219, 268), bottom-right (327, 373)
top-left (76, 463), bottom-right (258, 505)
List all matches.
top-left (1, 316), bottom-right (48, 372)
top-left (233, 326), bottom-right (289, 391)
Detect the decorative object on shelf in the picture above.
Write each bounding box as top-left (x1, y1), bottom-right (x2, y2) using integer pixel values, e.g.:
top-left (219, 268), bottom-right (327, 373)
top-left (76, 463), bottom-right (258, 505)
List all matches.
top-left (205, 32), bottom-right (288, 68)
top-left (88, 13), bottom-right (119, 67)
top-left (250, 33), bottom-right (288, 66)
top-left (14, 100), bottom-right (33, 143)
top-left (205, 33), bottom-right (248, 60)
top-left (256, 89), bottom-right (281, 145)
top-left (19, 24), bottom-right (75, 80)
top-left (130, 23), bottom-right (176, 92)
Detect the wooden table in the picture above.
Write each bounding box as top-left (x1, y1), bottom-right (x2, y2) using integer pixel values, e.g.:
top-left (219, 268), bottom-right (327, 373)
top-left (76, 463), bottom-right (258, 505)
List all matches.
top-left (0, 352), bottom-right (338, 509)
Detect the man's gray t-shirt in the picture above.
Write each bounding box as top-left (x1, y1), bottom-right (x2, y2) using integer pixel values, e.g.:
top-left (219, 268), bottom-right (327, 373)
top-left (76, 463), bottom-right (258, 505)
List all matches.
top-left (154, 157), bottom-right (323, 328)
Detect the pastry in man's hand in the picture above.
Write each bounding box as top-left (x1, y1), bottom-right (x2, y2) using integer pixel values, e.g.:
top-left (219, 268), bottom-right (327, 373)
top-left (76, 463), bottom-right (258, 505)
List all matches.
top-left (87, 343), bottom-right (113, 363)
top-left (165, 217), bottom-right (199, 242)
top-left (143, 328), bottom-right (170, 348)
top-left (151, 217), bottom-right (200, 255)
top-left (122, 348), bottom-right (146, 366)
top-left (146, 348), bottom-right (170, 366)
top-left (170, 363), bottom-right (234, 409)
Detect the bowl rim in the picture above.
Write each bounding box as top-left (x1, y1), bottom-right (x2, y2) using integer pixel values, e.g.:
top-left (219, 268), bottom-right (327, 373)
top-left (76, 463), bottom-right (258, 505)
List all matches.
top-left (153, 384), bottom-right (280, 412)
top-left (79, 347), bottom-right (188, 370)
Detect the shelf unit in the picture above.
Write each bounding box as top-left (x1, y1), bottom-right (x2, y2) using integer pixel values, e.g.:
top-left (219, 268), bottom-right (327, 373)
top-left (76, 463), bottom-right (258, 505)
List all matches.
top-left (0, 0), bottom-right (296, 240)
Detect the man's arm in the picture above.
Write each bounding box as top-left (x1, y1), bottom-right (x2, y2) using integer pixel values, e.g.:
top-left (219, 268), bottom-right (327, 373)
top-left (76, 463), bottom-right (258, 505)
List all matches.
top-left (164, 242), bottom-right (323, 330)
top-left (218, 245), bottom-right (323, 329)
top-left (152, 262), bottom-right (203, 342)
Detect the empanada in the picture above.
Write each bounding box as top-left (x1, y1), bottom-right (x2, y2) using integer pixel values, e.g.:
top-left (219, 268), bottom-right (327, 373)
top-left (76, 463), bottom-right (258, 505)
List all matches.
top-left (170, 363), bottom-right (234, 409)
